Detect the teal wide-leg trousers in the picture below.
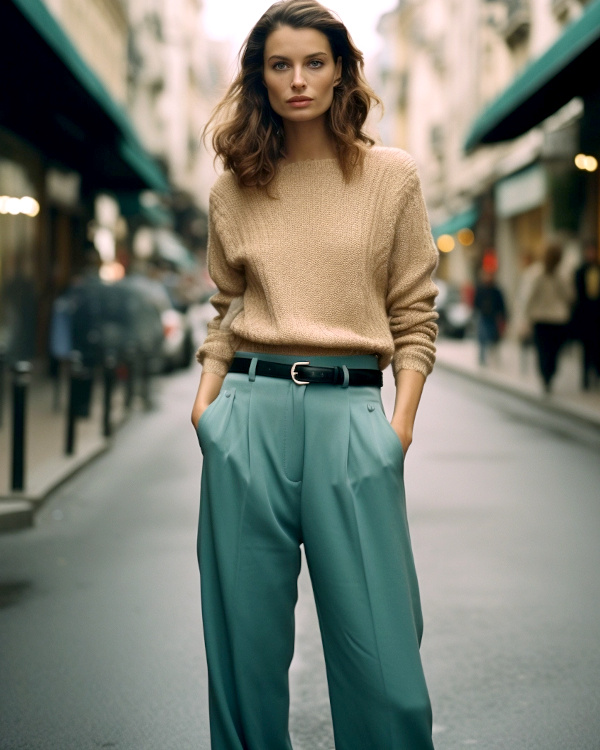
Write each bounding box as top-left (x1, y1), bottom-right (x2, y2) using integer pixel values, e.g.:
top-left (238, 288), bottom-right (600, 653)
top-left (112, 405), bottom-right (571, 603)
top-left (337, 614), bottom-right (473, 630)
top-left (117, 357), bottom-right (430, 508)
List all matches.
top-left (197, 352), bottom-right (434, 750)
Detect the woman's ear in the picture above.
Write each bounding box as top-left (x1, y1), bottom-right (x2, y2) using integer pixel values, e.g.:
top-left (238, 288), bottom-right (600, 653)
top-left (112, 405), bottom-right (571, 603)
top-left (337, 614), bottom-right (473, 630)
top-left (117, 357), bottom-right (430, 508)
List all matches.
top-left (334, 56), bottom-right (342, 86)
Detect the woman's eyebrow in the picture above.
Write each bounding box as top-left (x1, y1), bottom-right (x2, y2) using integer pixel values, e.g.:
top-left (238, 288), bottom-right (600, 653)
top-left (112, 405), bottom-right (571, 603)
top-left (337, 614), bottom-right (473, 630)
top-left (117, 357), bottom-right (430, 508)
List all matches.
top-left (267, 51), bottom-right (329, 62)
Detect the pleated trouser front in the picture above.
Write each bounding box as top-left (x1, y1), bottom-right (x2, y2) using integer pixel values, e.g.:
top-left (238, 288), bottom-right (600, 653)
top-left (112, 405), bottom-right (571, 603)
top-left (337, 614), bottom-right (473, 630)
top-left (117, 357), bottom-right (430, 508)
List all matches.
top-left (196, 351), bottom-right (434, 750)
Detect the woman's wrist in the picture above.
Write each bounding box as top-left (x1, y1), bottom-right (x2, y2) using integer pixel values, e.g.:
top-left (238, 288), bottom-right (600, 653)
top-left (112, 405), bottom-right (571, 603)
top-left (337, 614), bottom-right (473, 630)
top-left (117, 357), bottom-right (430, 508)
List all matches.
top-left (391, 417), bottom-right (413, 450)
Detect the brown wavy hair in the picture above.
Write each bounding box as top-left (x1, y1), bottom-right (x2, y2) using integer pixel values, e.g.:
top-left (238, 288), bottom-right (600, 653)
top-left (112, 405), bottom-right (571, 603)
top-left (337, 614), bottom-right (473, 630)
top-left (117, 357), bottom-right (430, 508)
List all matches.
top-left (203, 0), bottom-right (382, 189)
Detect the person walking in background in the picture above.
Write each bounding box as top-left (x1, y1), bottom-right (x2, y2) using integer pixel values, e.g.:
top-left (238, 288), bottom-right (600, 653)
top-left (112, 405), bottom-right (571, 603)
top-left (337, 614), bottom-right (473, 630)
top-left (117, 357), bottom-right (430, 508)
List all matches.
top-left (525, 242), bottom-right (574, 394)
top-left (513, 250), bottom-right (540, 374)
top-left (473, 268), bottom-right (507, 366)
top-left (573, 239), bottom-right (600, 390)
top-left (190, 1), bottom-right (439, 748)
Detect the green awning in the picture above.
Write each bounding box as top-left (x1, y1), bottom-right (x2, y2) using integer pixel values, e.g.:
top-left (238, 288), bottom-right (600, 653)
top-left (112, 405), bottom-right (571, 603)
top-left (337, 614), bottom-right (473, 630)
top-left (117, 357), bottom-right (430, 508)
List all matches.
top-left (7, 0), bottom-right (169, 192)
top-left (118, 192), bottom-right (174, 227)
top-left (432, 206), bottom-right (479, 239)
top-left (464, 0), bottom-right (600, 152)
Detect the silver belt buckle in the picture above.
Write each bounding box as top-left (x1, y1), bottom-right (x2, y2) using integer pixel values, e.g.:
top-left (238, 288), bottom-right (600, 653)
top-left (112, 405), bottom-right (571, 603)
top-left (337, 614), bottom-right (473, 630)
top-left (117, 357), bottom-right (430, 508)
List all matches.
top-left (291, 361), bottom-right (310, 385)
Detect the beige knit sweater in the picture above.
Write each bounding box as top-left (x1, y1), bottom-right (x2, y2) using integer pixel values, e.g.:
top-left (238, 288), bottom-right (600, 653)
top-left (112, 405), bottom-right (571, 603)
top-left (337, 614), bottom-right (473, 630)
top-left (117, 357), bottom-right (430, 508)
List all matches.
top-left (196, 146), bottom-right (439, 379)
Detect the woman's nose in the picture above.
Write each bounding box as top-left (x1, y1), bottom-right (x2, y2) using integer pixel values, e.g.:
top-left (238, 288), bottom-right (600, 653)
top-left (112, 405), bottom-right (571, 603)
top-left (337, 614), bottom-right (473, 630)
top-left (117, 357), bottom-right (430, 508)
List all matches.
top-left (291, 67), bottom-right (306, 89)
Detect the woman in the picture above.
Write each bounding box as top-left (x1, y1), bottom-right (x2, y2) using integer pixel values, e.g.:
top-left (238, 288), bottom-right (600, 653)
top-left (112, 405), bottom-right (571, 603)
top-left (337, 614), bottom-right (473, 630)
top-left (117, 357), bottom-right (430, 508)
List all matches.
top-left (525, 242), bottom-right (573, 393)
top-left (191, 2), bottom-right (439, 748)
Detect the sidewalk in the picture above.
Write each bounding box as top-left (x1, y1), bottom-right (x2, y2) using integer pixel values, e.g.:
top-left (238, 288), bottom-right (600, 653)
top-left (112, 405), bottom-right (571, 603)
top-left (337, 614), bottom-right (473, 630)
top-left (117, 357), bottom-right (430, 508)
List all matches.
top-left (0, 368), bottom-right (130, 531)
top-left (435, 337), bottom-right (600, 428)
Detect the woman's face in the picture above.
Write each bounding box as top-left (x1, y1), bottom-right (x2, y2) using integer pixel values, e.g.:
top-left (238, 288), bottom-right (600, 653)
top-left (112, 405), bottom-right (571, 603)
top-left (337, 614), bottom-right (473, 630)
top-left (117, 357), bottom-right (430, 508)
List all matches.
top-left (263, 25), bottom-right (342, 125)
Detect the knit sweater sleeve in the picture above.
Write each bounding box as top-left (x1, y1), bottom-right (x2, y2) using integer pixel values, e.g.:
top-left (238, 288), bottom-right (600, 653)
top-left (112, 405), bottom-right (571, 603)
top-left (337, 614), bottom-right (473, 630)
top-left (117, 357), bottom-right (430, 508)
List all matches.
top-left (387, 156), bottom-right (439, 378)
top-left (195, 186), bottom-right (246, 377)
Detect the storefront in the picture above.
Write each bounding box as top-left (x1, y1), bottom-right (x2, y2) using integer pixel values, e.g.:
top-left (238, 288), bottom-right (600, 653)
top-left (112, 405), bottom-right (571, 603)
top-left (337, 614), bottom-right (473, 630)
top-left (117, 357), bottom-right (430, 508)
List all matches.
top-left (0, 0), bottom-right (169, 363)
top-left (431, 205), bottom-right (480, 286)
top-left (464, 0), bottom-right (600, 323)
top-left (0, 131), bottom-right (44, 360)
top-left (464, 0), bottom-right (600, 246)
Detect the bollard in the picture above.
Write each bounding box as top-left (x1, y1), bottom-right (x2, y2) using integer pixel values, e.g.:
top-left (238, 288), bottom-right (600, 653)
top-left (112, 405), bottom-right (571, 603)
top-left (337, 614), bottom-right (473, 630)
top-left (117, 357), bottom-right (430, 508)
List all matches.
top-left (65, 351), bottom-right (84, 456)
top-left (140, 354), bottom-right (152, 411)
top-left (102, 352), bottom-right (117, 438)
top-left (11, 361), bottom-right (32, 492)
top-left (123, 344), bottom-right (137, 411)
top-left (0, 343), bottom-right (7, 428)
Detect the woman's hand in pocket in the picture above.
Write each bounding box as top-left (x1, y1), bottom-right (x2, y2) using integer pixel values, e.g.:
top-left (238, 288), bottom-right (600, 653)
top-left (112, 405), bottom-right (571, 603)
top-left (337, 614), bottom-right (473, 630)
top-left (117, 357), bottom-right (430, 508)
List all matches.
top-left (191, 371), bottom-right (224, 429)
top-left (192, 403), bottom-right (209, 430)
top-left (391, 420), bottom-right (412, 454)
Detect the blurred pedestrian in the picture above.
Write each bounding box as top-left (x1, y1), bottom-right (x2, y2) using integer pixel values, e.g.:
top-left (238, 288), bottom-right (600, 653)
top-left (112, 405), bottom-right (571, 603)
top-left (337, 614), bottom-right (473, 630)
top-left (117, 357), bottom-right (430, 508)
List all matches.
top-left (525, 242), bottom-right (574, 393)
top-left (190, 2), bottom-right (439, 748)
top-left (50, 245), bottom-right (105, 369)
top-left (572, 239), bottom-right (600, 389)
top-left (0, 253), bottom-right (37, 363)
top-left (48, 245), bottom-right (105, 416)
top-left (513, 250), bottom-right (540, 374)
top-left (473, 268), bottom-right (506, 365)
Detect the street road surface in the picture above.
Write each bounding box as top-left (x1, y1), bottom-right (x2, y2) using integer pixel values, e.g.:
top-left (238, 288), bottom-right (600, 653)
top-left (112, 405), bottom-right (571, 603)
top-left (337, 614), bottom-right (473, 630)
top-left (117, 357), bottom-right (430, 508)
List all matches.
top-left (1, 363), bottom-right (599, 750)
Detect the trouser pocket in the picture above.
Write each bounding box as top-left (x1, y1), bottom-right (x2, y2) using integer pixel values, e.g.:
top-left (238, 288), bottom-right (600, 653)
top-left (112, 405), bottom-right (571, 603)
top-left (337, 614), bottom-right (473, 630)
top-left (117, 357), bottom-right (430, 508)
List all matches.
top-left (368, 400), bottom-right (404, 461)
top-left (196, 385), bottom-right (236, 453)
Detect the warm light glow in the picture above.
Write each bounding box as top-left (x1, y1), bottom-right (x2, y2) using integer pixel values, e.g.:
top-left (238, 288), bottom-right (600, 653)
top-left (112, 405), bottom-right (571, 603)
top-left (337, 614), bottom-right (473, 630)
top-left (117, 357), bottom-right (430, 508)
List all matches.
top-left (99, 262), bottom-right (126, 282)
top-left (0, 195), bottom-right (40, 217)
top-left (20, 197), bottom-right (40, 217)
top-left (575, 153), bottom-right (599, 172)
top-left (457, 228), bottom-right (475, 246)
top-left (437, 234), bottom-right (455, 253)
top-left (7, 197), bottom-right (21, 215)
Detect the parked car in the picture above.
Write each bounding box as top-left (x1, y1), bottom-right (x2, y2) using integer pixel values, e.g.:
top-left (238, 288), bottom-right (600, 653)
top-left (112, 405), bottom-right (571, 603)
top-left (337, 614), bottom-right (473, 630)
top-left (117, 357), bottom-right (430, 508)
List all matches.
top-left (435, 279), bottom-right (474, 339)
top-left (120, 274), bottom-right (195, 371)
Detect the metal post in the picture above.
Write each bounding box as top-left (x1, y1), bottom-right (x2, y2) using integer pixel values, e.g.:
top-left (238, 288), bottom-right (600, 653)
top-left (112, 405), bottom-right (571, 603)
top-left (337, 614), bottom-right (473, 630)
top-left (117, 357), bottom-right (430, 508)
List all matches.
top-left (124, 344), bottom-right (137, 411)
top-left (11, 361), bottom-right (31, 492)
top-left (140, 355), bottom-right (152, 411)
top-left (103, 352), bottom-right (117, 437)
top-left (65, 351), bottom-right (83, 456)
top-left (0, 343), bottom-right (7, 428)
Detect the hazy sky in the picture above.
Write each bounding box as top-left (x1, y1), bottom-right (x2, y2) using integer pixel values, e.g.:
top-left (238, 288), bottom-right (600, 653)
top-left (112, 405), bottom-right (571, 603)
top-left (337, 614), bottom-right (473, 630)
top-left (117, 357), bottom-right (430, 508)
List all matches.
top-left (203, 0), bottom-right (397, 62)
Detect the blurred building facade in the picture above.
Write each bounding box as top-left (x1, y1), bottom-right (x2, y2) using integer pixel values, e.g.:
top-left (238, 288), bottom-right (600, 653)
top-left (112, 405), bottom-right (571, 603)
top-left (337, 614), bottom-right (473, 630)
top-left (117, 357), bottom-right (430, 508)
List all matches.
top-left (0, 0), bottom-right (226, 363)
top-left (127, 0), bottom-right (229, 219)
top-left (377, 0), bottom-right (600, 331)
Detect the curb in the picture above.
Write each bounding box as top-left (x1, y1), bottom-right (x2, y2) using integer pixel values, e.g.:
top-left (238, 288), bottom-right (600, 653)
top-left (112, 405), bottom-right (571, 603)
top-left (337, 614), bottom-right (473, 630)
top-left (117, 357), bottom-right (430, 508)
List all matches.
top-left (0, 501), bottom-right (35, 533)
top-left (0, 440), bottom-right (110, 533)
top-left (436, 358), bottom-right (600, 431)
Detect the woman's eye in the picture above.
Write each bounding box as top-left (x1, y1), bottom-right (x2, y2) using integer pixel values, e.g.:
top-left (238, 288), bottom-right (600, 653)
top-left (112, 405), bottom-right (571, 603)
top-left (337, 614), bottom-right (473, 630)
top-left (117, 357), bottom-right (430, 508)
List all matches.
top-left (273, 62), bottom-right (288, 70)
top-left (308, 60), bottom-right (324, 68)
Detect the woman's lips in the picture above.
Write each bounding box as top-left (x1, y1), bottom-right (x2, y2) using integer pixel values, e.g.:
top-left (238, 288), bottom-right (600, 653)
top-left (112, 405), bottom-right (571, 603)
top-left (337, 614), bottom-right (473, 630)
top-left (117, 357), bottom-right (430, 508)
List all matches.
top-left (287, 98), bottom-right (313, 108)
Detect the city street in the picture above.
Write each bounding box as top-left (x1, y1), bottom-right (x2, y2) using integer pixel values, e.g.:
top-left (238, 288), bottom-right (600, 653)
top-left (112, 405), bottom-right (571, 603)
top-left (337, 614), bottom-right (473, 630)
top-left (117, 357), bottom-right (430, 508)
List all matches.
top-left (1, 363), bottom-right (600, 750)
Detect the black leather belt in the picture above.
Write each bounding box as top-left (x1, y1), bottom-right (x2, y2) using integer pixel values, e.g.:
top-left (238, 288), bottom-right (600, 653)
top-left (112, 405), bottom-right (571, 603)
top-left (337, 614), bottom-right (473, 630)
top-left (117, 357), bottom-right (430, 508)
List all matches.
top-left (228, 356), bottom-right (383, 387)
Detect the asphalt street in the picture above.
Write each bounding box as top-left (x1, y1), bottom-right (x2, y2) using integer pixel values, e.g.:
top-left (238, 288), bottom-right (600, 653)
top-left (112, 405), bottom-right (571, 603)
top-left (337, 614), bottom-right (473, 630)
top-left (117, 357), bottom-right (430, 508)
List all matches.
top-left (1, 362), bottom-right (600, 750)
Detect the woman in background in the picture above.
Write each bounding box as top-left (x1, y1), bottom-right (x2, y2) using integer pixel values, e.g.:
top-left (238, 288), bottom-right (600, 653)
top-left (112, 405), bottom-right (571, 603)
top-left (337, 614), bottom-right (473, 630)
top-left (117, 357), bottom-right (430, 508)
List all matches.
top-left (525, 242), bottom-right (574, 393)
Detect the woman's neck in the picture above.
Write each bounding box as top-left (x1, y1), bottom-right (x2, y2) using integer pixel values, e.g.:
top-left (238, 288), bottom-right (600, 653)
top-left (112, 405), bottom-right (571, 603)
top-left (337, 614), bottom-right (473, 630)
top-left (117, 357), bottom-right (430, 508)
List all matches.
top-left (281, 117), bottom-right (337, 163)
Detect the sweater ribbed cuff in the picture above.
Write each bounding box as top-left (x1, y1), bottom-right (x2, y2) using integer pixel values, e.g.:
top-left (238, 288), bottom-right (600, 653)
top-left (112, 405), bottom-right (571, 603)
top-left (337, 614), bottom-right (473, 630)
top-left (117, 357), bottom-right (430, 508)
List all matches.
top-left (197, 356), bottom-right (231, 378)
top-left (392, 353), bottom-right (435, 380)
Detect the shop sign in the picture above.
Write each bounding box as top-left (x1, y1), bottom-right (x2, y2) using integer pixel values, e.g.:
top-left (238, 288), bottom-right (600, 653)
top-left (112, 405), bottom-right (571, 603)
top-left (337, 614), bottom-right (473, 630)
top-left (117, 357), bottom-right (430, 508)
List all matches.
top-left (495, 163), bottom-right (547, 218)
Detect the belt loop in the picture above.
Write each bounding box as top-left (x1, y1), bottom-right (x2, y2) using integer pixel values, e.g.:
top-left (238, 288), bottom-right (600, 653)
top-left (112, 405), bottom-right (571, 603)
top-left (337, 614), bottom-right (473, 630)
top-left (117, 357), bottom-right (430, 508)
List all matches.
top-left (341, 365), bottom-right (349, 388)
top-left (248, 357), bottom-right (258, 382)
